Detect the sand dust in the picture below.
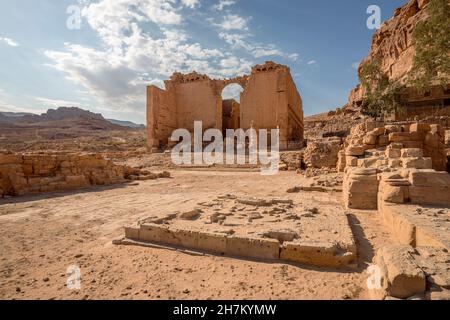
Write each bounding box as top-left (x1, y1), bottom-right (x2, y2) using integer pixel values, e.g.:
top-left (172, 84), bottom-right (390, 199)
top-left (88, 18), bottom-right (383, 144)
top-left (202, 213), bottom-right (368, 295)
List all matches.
top-left (0, 170), bottom-right (394, 300)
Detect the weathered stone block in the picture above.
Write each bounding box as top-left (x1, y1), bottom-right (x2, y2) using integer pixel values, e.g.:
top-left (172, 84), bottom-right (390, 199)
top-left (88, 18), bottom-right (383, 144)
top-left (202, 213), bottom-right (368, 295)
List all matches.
top-left (373, 245), bottom-right (426, 299)
top-left (345, 145), bottom-right (365, 156)
top-left (379, 184), bottom-right (409, 204)
top-left (363, 134), bottom-right (378, 145)
top-left (369, 127), bottom-right (387, 136)
top-left (389, 132), bottom-right (423, 143)
top-left (197, 232), bottom-right (227, 254)
top-left (402, 141), bottom-right (424, 149)
top-left (424, 132), bottom-right (440, 149)
top-left (378, 135), bottom-right (390, 147)
top-left (65, 175), bottom-right (90, 188)
top-left (357, 157), bottom-right (379, 168)
top-left (226, 236), bottom-right (280, 260)
top-left (385, 125), bottom-right (401, 134)
top-left (389, 132), bottom-right (411, 143)
top-left (386, 147), bottom-right (401, 159)
top-left (409, 186), bottom-right (450, 206)
top-left (402, 157), bottom-right (432, 169)
top-left (410, 123), bottom-right (431, 134)
top-left (388, 159), bottom-right (402, 168)
top-left (401, 148), bottom-right (423, 158)
top-left (280, 241), bottom-right (356, 268)
top-left (409, 170), bottom-right (450, 186)
top-left (0, 154), bottom-right (23, 165)
top-left (125, 226), bottom-right (139, 240)
top-left (390, 143), bottom-right (403, 149)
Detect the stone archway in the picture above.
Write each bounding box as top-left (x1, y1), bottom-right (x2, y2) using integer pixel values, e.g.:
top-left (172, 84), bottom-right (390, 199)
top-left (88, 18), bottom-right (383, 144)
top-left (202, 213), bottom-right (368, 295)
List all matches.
top-left (220, 83), bottom-right (245, 135)
top-left (215, 76), bottom-right (249, 94)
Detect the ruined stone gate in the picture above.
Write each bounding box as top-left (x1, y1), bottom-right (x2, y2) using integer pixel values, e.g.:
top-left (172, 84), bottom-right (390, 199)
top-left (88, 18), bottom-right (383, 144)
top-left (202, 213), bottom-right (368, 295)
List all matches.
top-left (146, 61), bottom-right (304, 152)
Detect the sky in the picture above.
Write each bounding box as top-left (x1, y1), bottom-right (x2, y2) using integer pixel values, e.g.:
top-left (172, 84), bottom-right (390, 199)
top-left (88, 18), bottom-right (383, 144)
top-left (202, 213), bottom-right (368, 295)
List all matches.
top-left (0, 0), bottom-right (408, 124)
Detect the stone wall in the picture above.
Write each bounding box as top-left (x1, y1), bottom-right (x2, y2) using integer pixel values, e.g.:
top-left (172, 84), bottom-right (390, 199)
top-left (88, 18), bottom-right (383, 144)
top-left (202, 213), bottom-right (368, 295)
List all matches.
top-left (241, 62), bottom-right (304, 149)
top-left (338, 121), bottom-right (449, 172)
top-left (0, 152), bottom-right (166, 197)
top-left (341, 120), bottom-right (450, 210)
top-left (340, 121), bottom-right (450, 300)
top-left (147, 61), bottom-right (304, 151)
top-left (147, 85), bottom-right (177, 151)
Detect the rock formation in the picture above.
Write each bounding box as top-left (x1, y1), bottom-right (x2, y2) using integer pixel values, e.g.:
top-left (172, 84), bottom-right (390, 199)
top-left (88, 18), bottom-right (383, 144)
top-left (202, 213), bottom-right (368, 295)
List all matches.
top-left (346, 0), bottom-right (450, 119)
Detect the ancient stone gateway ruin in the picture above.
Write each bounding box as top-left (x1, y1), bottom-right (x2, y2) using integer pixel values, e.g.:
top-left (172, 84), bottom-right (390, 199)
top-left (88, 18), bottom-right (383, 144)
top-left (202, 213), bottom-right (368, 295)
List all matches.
top-left (146, 61), bottom-right (304, 152)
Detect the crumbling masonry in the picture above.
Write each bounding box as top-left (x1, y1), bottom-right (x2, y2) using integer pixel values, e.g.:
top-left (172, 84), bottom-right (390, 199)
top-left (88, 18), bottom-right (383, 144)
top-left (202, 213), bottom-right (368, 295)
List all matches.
top-left (146, 61), bottom-right (304, 151)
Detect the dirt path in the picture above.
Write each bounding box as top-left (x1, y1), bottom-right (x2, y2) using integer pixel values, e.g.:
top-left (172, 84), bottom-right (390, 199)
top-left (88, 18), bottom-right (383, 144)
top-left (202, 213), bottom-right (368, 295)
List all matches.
top-left (0, 171), bottom-right (393, 300)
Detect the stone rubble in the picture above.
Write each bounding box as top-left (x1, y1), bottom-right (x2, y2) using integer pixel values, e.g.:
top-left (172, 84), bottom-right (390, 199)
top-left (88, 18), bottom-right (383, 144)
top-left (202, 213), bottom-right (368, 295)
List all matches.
top-left (0, 152), bottom-right (170, 197)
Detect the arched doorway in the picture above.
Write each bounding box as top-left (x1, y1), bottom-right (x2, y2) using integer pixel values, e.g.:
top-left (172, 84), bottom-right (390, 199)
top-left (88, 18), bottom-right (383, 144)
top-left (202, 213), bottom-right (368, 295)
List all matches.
top-left (221, 83), bottom-right (244, 135)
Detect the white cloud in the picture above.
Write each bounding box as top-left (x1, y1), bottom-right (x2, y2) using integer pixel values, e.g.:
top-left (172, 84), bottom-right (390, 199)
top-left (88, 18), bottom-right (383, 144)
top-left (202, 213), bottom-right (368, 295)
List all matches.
top-left (181, 0), bottom-right (200, 9)
top-left (252, 48), bottom-right (283, 58)
top-left (0, 37), bottom-right (19, 47)
top-left (213, 0), bottom-right (236, 11)
top-left (34, 97), bottom-right (85, 108)
top-left (44, 0), bottom-right (254, 115)
top-left (307, 60), bottom-right (317, 65)
top-left (42, 0), bottom-right (299, 117)
top-left (218, 32), bottom-right (299, 62)
top-left (0, 90), bottom-right (45, 114)
top-left (0, 103), bottom-right (45, 114)
top-left (222, 83), bottom-right (244, 101)
top-left (216, 14), bottom-right (249, 31)
top-left (218, 32), bottom-right (252, 50)
top-left (288, 53), bottom-right (300, 62)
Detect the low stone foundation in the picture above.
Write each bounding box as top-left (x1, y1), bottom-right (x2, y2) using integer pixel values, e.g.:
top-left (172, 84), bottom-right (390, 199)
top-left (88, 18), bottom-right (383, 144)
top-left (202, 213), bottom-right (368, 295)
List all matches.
top-left (118, 195), bottom-right (357, 269)
top-left (0, 152), bottom-right (169, 197)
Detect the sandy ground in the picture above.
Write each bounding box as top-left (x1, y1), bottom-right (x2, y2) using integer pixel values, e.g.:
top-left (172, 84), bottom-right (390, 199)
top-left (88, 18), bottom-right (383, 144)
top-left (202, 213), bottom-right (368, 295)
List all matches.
top-left (0, 170), bottom-right (394, 300)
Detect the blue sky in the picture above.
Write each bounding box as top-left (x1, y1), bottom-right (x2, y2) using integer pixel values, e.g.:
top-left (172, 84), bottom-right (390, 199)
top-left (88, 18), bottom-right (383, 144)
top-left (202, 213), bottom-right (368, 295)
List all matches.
top-left (0, 0), bottom-right (407, 124)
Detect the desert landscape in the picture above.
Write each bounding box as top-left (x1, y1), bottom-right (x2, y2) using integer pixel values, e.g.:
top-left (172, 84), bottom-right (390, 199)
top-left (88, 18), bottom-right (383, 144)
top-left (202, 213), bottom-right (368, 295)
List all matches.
top-left (1, 0), bottom-right (450, 302)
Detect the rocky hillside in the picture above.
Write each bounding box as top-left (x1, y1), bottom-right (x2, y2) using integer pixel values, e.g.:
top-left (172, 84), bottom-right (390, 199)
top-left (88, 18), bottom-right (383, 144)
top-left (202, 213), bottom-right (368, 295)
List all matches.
top-left (1, 107), bottom-right (144, 128)
top-left (0, 107), bottom-right (129, 133)
top-left (347, 0), bottom-right (431, 109)
top-left (304, 0), bottom-right (435, 139)
top-left (19, 107), bottom-right (105, 123)
top-left (0, 107), bottom-right (148, 154)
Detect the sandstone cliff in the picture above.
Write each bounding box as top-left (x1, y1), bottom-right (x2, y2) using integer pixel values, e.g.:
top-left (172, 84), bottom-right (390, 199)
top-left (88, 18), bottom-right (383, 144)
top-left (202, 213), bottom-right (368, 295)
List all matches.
top-left (304, 0), bottom-right (440, 139)
top-left (347, 0), bottom-right (431, 109)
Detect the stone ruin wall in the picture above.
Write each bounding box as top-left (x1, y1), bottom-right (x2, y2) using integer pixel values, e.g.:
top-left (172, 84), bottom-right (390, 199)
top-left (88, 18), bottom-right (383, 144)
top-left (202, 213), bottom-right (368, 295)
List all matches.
top-left (338, 120), bottom-right (450, 173)
top-left (340, 120), bottom-right (450, 210)
top-left (0, 152), bottom-right (169, 197)
top-left (147, 61), bottom-right (304, 151)
top-left (240, 62), bottom-right (304, 149)
top-left (339, 119), bottom-right (450, 300)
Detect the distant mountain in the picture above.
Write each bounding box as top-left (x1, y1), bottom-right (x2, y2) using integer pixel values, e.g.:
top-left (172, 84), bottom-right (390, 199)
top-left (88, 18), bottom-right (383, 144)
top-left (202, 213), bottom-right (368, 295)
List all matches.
top-left (19, 107), bottom-right (105, 123)
top-left (0, 107), bottom-right (145, 130)
top-left (0, 111), bottom-right (35, 118)
top-left (107, 119), bottom-right (145, 128)
top-left (0, 111), bottom-right (35, 123)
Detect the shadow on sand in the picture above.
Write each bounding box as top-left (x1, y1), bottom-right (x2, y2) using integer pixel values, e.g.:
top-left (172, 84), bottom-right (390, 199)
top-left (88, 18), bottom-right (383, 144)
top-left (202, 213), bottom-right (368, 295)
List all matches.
top-left (0, 182), bottom-right (137, 206)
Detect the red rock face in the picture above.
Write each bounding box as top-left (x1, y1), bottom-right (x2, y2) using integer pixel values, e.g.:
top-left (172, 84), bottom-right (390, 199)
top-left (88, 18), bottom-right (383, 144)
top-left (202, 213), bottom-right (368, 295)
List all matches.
top-left (347, 0), bottom-right (430, 108)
